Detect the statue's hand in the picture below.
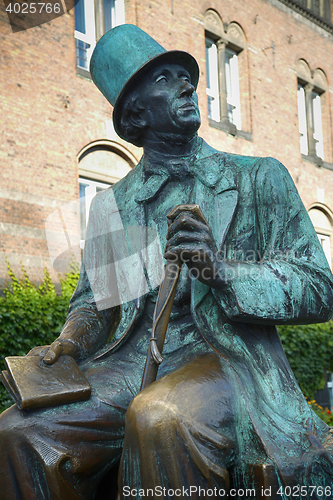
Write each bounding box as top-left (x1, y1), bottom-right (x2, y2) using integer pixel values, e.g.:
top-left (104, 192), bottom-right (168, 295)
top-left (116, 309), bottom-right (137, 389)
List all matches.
top-left (165, 204), bottom-right (222, 287)
top-left (27, 340), bottom-right (79, 365)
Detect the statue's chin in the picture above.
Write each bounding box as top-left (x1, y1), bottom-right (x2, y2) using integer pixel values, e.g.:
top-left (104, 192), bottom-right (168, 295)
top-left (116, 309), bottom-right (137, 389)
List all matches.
top-left (154, 130), bottom-right (198, 146)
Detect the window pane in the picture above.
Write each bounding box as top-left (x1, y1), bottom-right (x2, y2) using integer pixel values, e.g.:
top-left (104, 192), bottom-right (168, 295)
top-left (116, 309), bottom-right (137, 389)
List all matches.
top-left (76, 39), bottom-right (90, 69)
top-left (317, 233), bottom-right (331, 269)
top-left (79, 181), bottom-right (89, 241)
top-left (74, 0), bottom-right (96, 70)
top-left (79, 178), bottom-right (110, 242)
top-left (312, 92), bottom-right (324, 159)
top-left (205, 37), bottom-right (220, 121)
top-left (312, 0), bottom-right (320, 16)
top-left (297, 84), bottom-right (308, 155)
top-left (75, 0), bottom-right (86, 33)
top-left (225, 48), bottom-right (241, 129)
top-left (104, 0), bottom-right (115, 32)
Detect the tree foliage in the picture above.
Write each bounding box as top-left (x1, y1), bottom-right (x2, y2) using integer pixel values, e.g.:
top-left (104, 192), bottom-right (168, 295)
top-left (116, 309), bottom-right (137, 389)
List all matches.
top-left (0, 264), bottom-right (79, 413)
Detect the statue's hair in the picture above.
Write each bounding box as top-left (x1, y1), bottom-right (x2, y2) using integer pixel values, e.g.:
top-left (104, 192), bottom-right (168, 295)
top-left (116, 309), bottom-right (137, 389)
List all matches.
top-left (119, 91), bottom-right (146, 147)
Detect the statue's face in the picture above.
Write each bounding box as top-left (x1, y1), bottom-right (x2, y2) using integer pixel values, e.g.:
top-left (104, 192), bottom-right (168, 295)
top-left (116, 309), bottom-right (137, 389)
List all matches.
top-left (137, 62), bottom-right (201, 139)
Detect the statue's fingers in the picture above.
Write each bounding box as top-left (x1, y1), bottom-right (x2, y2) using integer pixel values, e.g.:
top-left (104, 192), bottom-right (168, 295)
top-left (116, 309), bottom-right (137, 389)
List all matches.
top-left (167, 214), bottom-right (206, 239)
top-left (166, 231), bottom-right (207, 250)
top-left (164, 242), bottom-right (200, 262)
top-left (167, 204), bottom-right (208, 226)
top-left (43, 341), bottom-right (64, 365)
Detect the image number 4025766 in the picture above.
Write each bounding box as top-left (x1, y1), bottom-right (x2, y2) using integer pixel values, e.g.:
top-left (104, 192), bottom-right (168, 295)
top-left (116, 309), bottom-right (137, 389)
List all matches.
top-left (3, 0), bottom-right (77, 33)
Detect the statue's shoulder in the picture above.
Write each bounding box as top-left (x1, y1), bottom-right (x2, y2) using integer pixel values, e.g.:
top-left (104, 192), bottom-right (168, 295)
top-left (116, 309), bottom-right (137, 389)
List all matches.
top-left (199, 138), bottom-right (260, 171)
top-left (199, 138), bottom-right (286, 178)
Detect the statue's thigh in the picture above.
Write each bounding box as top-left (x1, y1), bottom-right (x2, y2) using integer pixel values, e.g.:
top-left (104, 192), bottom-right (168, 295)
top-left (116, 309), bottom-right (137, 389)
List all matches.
top-left (143, 352), bottom-right (235, 424)
top-left (127, 352), bottom-right (237, 452)
top-left (120, 352), bottom-right (236, 489)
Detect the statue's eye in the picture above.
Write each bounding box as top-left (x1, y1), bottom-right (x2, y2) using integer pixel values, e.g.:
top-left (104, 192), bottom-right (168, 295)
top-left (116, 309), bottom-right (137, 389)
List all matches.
top-left (180, 75), bottom-right (190, 83)
top-left (156, 75), bottom-right (167, 83)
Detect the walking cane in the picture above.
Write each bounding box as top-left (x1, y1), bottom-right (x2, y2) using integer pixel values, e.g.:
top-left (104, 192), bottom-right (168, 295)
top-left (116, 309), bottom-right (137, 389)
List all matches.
top-left (116, 204), bottom-right (202, 499)
top-left (141, 204), bottom-right (202, 390)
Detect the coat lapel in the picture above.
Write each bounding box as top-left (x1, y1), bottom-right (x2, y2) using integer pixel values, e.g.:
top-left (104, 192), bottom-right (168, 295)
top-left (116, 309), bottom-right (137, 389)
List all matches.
top-left (191, 151), bottom-right (239, 311)
top-left (93, 162), bottom-right (148, 359)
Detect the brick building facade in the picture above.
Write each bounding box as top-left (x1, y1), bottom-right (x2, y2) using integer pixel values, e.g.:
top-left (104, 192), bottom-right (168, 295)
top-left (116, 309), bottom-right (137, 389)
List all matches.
top-left (1, 0), bottom-right (333, 287)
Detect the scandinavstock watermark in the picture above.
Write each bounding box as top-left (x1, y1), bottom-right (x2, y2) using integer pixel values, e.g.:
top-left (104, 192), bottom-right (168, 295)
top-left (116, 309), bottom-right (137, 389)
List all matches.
top-left (4, 0), bottom-right (77, 33)
top-left (45, 191), bottom-right (164, 311)
top-left (45, 192), bottom-right (297, 311)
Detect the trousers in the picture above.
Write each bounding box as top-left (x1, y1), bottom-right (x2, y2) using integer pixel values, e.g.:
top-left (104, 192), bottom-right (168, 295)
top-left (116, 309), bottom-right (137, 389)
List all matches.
top-left (1, 338), bottom-right (333, 499)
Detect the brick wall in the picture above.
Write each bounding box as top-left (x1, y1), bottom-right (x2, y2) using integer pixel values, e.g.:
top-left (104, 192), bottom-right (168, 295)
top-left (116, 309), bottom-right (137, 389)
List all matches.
top-left (0, 2), bottom-right (140, 285)
top-left (1, 0), bottom-right (333, 285)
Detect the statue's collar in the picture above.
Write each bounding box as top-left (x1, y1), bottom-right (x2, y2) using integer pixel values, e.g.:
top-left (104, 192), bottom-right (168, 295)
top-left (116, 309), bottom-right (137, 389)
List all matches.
top-left (135, 138), bottom-right (224, 204)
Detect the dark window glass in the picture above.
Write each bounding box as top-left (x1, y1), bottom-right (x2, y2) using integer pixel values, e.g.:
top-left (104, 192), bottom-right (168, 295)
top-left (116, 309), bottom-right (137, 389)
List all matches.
top-left (76, 40), bottom-right (90, 69)
top-left (104, 0), bottom-right (115, 32)
top-left (313, 0), bottom-right (320, 16)
top-left (75, 0), bottom-right (85, 33)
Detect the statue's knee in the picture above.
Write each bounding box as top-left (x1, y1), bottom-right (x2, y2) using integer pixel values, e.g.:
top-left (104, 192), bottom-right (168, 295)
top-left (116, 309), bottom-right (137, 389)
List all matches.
top-left (0, 409), bottom-right (14, 443)
top-left (0, 405), bottom-right (26, 443)
top-left (126, 393), bottom-right (180, 439)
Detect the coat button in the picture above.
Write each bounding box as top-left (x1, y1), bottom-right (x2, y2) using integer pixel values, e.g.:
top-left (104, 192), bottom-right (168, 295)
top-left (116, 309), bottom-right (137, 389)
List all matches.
top-left (223, 323), bottom-right (233, 334)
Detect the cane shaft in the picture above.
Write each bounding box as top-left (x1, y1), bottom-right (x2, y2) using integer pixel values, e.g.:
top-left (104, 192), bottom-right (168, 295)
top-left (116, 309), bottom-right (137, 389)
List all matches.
top-left (140, 259), bottom-right (181, 391)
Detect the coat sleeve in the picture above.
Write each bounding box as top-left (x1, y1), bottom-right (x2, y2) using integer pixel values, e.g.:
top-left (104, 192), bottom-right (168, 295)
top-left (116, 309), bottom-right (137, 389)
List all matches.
top-left (212, 157), bottom-right (333, 325)
top-left (56, 193), bottom-right (121, 361)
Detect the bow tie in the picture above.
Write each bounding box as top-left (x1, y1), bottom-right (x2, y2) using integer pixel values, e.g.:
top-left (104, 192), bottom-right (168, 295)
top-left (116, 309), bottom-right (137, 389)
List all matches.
top-left (145, 158), bottom-right (193, 180)
top-left (134, 156), bottom-right (196, 205)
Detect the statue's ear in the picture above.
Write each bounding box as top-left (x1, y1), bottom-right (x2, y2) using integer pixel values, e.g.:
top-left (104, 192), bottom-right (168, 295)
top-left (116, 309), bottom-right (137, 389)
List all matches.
top-left (120, 91), bottom-right (148, 132)
top-left (127, 109), bottom-right (147, 130)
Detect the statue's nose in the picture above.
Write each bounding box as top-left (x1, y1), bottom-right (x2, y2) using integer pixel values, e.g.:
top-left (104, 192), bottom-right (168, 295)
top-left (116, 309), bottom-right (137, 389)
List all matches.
top-left (179, 81), bottom-right (195, 97)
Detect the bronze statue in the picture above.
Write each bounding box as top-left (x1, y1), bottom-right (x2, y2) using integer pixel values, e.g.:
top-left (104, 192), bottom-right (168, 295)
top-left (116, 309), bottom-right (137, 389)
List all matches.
top-left (1, 24), bottom-right (333, 500)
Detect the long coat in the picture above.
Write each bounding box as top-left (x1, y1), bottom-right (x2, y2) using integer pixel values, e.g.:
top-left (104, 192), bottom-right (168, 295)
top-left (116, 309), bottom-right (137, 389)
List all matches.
top-left (61, 137), bottom-right (333, 491)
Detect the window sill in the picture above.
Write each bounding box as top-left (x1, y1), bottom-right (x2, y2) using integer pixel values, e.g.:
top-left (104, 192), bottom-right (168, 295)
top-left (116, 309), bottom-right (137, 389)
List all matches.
top-left (302, 153), bottom-right (333, 171)
top-left (208, 118), bottom-right (253, 142)
top-left (76, 67), bottom-right (92, 81)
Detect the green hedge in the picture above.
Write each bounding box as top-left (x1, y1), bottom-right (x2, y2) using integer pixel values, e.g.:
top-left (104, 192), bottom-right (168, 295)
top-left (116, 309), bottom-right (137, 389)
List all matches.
top-left (1, 265), bottom-right (333, 422)
top-left (278, 322), bottom-right (333, 400)
top-left (0, 265), bottom-right (79, 413)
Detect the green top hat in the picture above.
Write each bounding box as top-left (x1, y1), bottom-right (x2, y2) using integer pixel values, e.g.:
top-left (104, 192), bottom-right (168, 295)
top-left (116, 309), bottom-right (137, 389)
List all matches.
top-left (90, 24), bottom-right (199, 143)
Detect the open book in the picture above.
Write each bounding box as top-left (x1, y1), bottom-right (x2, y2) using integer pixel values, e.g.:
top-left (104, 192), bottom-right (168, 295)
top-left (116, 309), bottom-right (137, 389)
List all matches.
top-left (0, 355), bottom-right (91, 410)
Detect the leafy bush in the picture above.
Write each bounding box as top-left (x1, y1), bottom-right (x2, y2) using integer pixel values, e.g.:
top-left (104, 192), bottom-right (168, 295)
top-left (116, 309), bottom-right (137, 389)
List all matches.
top-left (278, 322), bottom-right (333, 400)
top-left (0, 264), bottom-right (79, 413)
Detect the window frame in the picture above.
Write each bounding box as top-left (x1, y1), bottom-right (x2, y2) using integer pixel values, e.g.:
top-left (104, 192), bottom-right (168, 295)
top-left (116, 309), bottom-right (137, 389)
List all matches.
top-left (79, 177), bottom-right (111, 246)
top-left (317, 232), bottom-right (332, 268)
top-left (296, 61), bottom-right (327, 165)
top-left (77, 141), bottom-right (136, 247)
top-left (225, 47), bottom-right (241, 130)
top-left (74, 0), bottom-right (125, 77)
top-left (308, 205), bottom-right (333, 270)
top-left (204, 11), bottom-right (248, 138)
top-left (205, 36), bottom-right (220, 122)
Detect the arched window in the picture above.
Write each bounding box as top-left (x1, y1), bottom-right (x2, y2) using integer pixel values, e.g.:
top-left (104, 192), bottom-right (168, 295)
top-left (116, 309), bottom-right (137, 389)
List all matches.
top-left (78, 141), bottom-right (136, 243)
top-left (204, 10), bottom-right (249, 137)
top-left (296, 60), bottom-right (327, 163)
top-left (308, 206), bottom-right (332, 268)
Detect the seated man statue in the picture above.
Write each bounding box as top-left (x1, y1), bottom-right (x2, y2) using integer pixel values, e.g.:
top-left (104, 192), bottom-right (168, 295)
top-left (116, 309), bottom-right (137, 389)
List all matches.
top-left (1, 24), bottom-right (333, 500)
